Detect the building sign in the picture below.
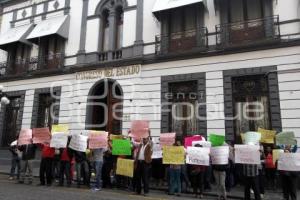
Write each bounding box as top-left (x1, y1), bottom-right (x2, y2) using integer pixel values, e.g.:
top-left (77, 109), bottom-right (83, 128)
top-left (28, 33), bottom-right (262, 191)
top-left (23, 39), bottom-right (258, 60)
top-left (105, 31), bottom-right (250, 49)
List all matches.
top-left (75, 65), bottom-right (141, 80)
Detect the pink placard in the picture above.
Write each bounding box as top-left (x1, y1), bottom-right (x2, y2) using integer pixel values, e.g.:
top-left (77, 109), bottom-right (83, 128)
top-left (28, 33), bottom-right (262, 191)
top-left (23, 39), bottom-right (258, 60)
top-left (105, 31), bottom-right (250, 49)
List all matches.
top-left (160, 133), bottom-right (176, 146)
top-left (18, 129), bottom-right (33, 145)
top-left (32, 128), bottom-right (51, 144)
top-left (130, 120), bottom-right (149, 139)
top-left (184, 135), bottom-right (203, 148)
top-left (88, 131), bottom-right (108, 149)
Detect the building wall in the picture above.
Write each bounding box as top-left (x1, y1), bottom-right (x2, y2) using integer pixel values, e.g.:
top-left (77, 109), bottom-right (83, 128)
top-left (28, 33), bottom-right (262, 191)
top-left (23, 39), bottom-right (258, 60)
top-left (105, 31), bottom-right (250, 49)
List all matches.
top-left (0, 46), bottom-right (299, 140)
top-left (0, 0), bottom-right (299, 144)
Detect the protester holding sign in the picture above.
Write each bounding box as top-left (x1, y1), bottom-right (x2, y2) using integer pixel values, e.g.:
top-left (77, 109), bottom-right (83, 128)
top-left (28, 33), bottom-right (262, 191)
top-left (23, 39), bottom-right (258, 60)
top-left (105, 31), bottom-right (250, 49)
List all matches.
top-left (91, 147), bottom-right (106, 191)
top-left (38, 143), bottom-right (55, 186)
top-left (238, 144), bottom-right (261, 200)
top-left (211, 145), bottom-right (229, 200)
top-left (168, 141), bottom-right (183, 196)
top-left (135, 137), bottom-right (152, 196)
top-left (59, 145), bottom-right (72, 187)
top-left (189, 144), bottom-right (206, 199)
top-left (8, 140), bottom-right (21, 180)
top-left (264, 146), bottom-right (276, 190)
top-left (69, 135), bottom-right (90, 188)
top-left (18, 143), bottom-right (37, 184)
top-left (278, 145), bottom-right (298, 200)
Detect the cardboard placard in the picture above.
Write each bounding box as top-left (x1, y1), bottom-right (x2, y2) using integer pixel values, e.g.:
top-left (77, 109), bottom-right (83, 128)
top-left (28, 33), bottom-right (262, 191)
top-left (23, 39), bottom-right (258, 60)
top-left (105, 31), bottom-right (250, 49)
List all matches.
top-left (88, 131), bottom-right (108, 149)
top-left (209, 134), bottom-right (225, 147)
top-left (192, 141), bottom-right (212, 148)
top-left (18, 129), bottom-right (33, 145)
top-left (273, 149), bottom-right (284, 165)
top-left (234, 145), bottom-right (260, 165)
top-left (130, 120), bottom-right (149, 139)
top-left (50, 132), bottom-right (68, 148)
top-left (258, 128), bottom-right (276, 144)
top-left (244, 132), bottom-right (261, 145)
top-left (160, 133), bottom-right (176, 146)
top-left (32, 127), bottom-right (51, 144)
top-left (69, 134), bottom-right (88, 152)
top-left (51, 124), bottom-right (69, 134)
top-left (186, 147), bottom-right (210, 166)
top-left (276, 132), bottom-right (297, 146)
top-left (211, 146), bottom-right (229, 165)
top-left (184, 135), bottom-right (203, 148)
top-left (112, 139), bottom-right (132, 156)
top-left (162, 146), bottom-right (185, 165)
top-left (151, 138), bottom-right (162, 159)
top-left (278, 153), bottom-right (300, 171)
top-left (116, 158), bottom-right (134, 177)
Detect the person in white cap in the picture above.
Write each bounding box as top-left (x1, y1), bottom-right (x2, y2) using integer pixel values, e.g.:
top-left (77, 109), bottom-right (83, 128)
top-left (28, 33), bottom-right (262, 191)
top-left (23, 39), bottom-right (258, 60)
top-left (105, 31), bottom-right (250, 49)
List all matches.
top-left (8, 140), bottom-right (21, 180)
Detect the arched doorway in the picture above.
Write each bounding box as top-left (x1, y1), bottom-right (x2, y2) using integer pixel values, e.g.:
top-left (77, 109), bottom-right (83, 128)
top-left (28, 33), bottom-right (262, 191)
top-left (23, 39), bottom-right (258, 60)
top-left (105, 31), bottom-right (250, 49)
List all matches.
top-left (86, 79), bottom-right (123, 134)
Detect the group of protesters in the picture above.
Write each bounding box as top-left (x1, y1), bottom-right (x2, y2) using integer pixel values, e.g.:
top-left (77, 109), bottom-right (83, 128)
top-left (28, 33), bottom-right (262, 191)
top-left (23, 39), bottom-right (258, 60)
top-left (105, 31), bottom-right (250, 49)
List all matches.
top-left (8, 130), bottom-right (299, 200)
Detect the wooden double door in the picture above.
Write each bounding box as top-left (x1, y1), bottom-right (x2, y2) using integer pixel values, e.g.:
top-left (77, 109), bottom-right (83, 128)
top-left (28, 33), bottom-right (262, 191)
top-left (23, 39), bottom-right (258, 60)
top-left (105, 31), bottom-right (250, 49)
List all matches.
top-left (88, 80), bottom-right (123, 135)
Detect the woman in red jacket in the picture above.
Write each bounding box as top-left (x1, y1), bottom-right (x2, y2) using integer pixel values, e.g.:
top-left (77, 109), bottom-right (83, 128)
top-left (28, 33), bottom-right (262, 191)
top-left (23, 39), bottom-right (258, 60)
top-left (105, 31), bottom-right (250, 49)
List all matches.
top-left (264, 146), bottom-right (276, 190)
top-left (38, 143), bottom-right (55, 186)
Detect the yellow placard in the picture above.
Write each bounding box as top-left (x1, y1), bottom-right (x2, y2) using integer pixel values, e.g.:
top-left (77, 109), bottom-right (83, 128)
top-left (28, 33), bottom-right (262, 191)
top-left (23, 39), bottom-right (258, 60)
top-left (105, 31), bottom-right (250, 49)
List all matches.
top-left (258, 128), bottom-right (276, 144)
top-left (240, 133), bottom-right (245, 143)
top-left (51, 124), bottom-right (69, 134)
top-left (163, 146), bottom-right (185, 165)
top-left (110, 134), bottom-right (124, 140)
top-left (116, 158), bottom-right (134, 177)
top-left (273, 149), bottom-right (284, 165)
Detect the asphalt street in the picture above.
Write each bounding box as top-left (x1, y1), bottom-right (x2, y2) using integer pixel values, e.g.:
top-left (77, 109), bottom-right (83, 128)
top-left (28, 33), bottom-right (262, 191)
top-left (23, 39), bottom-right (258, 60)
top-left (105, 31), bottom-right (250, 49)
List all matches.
top-left (0, 174), bottom-right (217, 200)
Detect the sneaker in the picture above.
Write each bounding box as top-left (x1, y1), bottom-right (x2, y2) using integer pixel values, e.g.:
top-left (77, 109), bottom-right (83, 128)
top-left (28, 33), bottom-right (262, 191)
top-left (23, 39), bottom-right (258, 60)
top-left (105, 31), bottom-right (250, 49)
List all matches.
top-left (260, 194), bottom-right (264, 199)
top-left (92, 188), bottom-right (101, 191)
top-left (8, 176), bottom-right (14, 180)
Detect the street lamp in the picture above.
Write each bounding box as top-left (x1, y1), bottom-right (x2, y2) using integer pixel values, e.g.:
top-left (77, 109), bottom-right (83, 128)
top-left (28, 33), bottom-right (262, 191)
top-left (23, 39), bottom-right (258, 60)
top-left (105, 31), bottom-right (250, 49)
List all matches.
top-left (0, 85), bottom-right (10, 105)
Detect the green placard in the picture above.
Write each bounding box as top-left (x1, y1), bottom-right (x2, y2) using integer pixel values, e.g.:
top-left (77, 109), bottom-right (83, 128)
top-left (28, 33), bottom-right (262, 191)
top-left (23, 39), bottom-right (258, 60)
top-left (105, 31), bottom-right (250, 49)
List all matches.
top-left (276, 132), bottom-right (297, 146)
top-left (209, 134), bottom-right (225, 147)
top-left (112, 139), bottom-right (132, 156)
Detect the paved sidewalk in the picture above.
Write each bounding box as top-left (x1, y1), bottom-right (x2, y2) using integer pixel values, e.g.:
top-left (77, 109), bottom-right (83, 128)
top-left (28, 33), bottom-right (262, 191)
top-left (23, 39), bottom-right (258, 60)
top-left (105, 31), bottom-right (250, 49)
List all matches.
top-left (0, 164), bottom-right (289, 200)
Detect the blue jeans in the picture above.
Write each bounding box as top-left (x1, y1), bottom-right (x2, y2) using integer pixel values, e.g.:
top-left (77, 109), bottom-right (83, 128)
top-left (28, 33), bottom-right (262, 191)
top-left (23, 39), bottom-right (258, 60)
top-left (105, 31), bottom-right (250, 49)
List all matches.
top-left (169, 168), bottom-right (181, 194)
top-left (95, 161), bottom-right (103, 189)
top-left (10, 156), bottom-right (20, 179)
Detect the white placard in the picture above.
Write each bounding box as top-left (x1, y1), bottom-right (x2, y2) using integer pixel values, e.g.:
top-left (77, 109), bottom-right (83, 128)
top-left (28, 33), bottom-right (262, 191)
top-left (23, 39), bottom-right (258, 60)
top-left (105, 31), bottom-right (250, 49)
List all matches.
top-left (69, 134), bottom-right (88, 152)
top-left (186, 147), bottom-right (210, 166)
top-left (278, 153), bottom-right (300, 171)
top-left (192, 141), bottom-right (211, 148)
top-left (234, 145), bottom-right (260, 165)
top-left (50, 132), bottom-right (68, 148)
top-left (211, 146), bottom-right (229, 165)
top-left (152, 142), bottom-right (163, 159)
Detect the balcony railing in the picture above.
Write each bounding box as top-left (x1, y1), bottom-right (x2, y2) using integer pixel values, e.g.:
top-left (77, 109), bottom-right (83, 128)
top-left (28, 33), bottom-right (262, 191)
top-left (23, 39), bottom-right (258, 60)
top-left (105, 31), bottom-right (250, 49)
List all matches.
top-left (99, 49), bottom-right (122, 62)
top-left (216, 16), bottom-right (280, 49)
top-left (0, 53), bottom-right (64, 77)
top-left (27, 53), bottom-right (64, 72)
top-left (155, 27), bottom-right (208, 55)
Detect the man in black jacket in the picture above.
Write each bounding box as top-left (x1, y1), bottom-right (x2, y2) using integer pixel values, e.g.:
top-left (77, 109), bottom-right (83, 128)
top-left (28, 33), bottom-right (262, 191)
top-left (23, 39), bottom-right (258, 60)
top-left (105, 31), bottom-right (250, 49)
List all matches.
top-left (18, 143), bottom-right (37, 184)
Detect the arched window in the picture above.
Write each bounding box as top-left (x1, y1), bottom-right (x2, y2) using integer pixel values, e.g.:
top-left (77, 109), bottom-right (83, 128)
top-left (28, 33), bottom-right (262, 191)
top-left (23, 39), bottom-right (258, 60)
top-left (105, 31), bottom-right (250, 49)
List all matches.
top-left (96, 0), bottom-right (127, 53)
top-left (115, 7), bottom-right (124, 50)
top-left (101, 9), bottom-right (110, 52)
